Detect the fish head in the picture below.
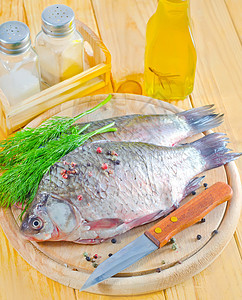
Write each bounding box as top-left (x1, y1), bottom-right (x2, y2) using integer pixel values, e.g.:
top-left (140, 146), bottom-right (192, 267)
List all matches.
top-left (20, 193), bottom-right (79, 242)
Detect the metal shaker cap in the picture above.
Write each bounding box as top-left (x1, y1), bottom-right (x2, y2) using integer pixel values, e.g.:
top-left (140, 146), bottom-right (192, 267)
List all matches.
top-left (41, 4), bottom-right (76, 37)
top-left (0, 21), bottom-right (31, 55)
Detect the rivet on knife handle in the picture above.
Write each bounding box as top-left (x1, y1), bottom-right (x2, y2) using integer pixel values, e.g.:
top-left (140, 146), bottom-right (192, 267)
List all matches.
top-left (144, 182), bottom-right (233, 248)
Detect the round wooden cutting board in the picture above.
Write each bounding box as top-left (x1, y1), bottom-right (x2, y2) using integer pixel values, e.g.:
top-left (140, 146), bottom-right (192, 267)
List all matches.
top-left (0, 94), bottom-right (241, 296)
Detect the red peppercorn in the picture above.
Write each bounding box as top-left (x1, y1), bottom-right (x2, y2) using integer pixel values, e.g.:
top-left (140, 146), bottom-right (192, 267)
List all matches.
top-left (67, 170), bottom-right (71, 174)
top-left (111, 151), bottom-right (118, 156)
top-left (62, 174), bottom-right (68, 179)
top-left (61, 169), bottom-right (67, 175)
top-left (101, 163), bottom-right (108, 170)
top-left (96, 147), bottom-right (102, 154)
top-left (93, 254), bottom-right (98, 259)
top-left (108, 169), bottom-right (114, 175)
top-left (63, 161), bottom-right (69, 165)
top-left (71, 162), bottom-right (77, 167)
top-left (88, 171), bottom-right (93, 177)
top-left (78, 195), bottom-right (83, 201)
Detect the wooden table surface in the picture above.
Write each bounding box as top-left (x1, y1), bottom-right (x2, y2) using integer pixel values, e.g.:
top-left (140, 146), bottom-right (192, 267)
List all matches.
top-left (0, 0), bottom-right (241, 299)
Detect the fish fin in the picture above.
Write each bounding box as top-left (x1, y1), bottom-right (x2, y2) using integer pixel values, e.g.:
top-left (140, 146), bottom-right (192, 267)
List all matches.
top-left (191, 133), bottom-right (242, 170)
top-left (84, 218), bottom-right (124, 230)
top-left (74, 238), bottom-right (105, 244)
top-left (183, 176), bottom-right (205, 198)
top-left (125, 210), bottom-right (173, 228)
top-left (178, 105), bottom-right (223, 134)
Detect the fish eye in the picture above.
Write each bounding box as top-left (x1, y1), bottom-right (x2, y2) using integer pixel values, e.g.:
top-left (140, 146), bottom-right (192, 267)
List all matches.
top-left (31, 218), bottom-right (43, 230)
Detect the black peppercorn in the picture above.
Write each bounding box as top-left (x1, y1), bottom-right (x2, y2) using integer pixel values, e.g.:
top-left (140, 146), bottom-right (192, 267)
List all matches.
top-left (86, 256), bottom-right (91, 261)
top-left (108, 253), bottom-right (113, 257)
top-left (170, 237), bottom-right (176, 243)
top-left (107, 151), bottom-right (111, 155)
top-left (115, 160), bottom-right (120, 165)
top-left (191, 191), bottom-right (196, 195)
top-left (197, 234), bottom-right (202, 240)
top-left (111, 238), bottom-right (117, 244)
top-left (201, 218), bottom-right (206, 223)
top-left (203, 183), bottom-right (208, 187)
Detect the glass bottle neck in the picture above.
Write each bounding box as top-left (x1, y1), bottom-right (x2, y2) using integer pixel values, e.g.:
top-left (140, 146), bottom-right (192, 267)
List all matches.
top-left (157, 0), bottom-right (189, 17)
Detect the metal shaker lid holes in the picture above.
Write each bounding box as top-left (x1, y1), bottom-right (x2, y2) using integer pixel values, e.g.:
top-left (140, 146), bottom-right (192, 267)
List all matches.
top-left (41, 4), bottom-right (75, 37)
top-left (0, 21), bottom-right (31, 55)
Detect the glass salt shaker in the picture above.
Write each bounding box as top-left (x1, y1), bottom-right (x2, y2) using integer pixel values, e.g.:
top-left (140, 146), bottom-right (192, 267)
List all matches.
top-left (35, 4), bottom-right (84, 86)
top-left (0, 21), bottom-right (41, 107)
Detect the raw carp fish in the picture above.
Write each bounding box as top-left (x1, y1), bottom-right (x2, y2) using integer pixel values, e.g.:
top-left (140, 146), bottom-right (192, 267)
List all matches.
top-left (20, 133), bottom-right (241, 243)
top-left (76, 105), bottom-right (223, 146)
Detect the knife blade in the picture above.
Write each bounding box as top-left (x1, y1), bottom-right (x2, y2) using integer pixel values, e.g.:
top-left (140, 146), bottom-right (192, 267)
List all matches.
top-left (80, 182), bottom-right (232, 292)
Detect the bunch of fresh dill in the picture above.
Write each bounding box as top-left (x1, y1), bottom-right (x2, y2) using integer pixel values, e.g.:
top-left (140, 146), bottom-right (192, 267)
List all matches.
top-left (0, 95), bottom-right (116, 212)
top-left (0, 94), bottom-right (113, 168)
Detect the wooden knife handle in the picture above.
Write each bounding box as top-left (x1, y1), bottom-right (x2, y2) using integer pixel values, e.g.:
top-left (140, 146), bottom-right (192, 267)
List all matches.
top-left (144, 182), bottom-right (233, 248)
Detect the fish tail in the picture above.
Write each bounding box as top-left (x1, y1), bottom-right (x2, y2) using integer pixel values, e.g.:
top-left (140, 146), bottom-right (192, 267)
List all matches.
top-left (178, 105), bottom-right (224, 134)
top-left (191, 133), bottom-right (242, 170)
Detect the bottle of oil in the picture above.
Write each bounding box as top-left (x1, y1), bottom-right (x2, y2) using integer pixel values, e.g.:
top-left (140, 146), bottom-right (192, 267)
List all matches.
top-left (144, 0), bottom-right (196, 100)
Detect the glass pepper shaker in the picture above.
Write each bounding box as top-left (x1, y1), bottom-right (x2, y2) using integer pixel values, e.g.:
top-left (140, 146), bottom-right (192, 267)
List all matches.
top-left (35, 4), bottom-right (84, 86)
top-left (0, 21), bottom-right (41, 107)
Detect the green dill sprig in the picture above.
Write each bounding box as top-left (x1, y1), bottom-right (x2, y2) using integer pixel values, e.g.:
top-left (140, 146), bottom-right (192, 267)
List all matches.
top-left (0, 94), bottom-right (116, 213)
top-left (0, 122), bottom-right (116, 211)
top-left (0, 94), bottom-right (112, 169)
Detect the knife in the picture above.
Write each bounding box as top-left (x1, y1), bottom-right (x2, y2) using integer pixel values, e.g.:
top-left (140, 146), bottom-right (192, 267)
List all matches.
top-left (80, 182), bottom-right (232, 291)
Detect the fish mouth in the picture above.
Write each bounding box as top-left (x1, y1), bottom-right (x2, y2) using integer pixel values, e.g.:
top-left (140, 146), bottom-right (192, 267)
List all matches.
top-left (23, 236), bottom-right (41, 242)
top-left (20, 232), bottom-right (52, 242)
top-left (21, 225), bottom-right (59, 242)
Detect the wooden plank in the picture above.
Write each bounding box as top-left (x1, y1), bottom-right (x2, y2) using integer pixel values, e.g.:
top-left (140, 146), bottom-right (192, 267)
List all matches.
top-left (0, 0), bottom-right (25, 22)
top-left (190, 0), bottom-right (242, 152)
top-left (164, 278), bottom-right (197, 300)
top-left (165, 237), bottom-right (242, 300)
top-left (189, 0), bottom-right (242, 257)
top-left (23, 0), bottom-right (99, 40)
top-left (225, 0), bottom-right (242, 42)
top-left (192, 237), bottom-right (242, 300)
top-left (0, 225), bottom-right (76, 300)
